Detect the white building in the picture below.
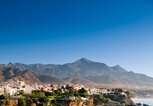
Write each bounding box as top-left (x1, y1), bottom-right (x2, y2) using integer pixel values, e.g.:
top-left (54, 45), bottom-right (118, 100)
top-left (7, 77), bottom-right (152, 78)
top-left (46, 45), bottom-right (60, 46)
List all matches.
top-left (0, 88), bottom-right (4, 95)
top-left (24, 85), bottom-right (34, 94)
top-left (5, 86), bottom-right (18, 96)
top-left (89, 88), bottom-right (109, 95)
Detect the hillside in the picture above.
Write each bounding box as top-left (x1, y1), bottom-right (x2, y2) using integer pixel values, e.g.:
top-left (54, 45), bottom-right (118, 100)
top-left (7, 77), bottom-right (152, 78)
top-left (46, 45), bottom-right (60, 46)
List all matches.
top-left (0, 66), bottom-right (65, 84)
top-left (0, 58), bottom-right (153, 88)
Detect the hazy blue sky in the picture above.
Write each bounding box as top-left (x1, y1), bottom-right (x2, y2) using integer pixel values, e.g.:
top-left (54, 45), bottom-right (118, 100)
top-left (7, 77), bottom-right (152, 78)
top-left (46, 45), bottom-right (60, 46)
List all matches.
top-left (0, 0), bottom-right (153, 76)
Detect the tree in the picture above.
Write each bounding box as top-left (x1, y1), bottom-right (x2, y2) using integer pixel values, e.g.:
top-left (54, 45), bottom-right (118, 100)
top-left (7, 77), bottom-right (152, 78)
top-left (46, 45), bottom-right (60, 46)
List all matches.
top-left (125, 91), bottom-right (130, 96)
top-left (26, 97), bottom-right (33, 106)
top-left (31, 90), bottom-right (45, 98)
top-left (54, 88), bottom-right (62, 96)
top-left (19, 90), bottom-right (25, 95)
top-left (18, 96), bottom-right (26, 106)
top-left (4, 94), bottom-right (10, 105)
top-left (78, 88), bottom-right (88, 97)
top-left (45, 91), bottom-right (55, 97)
top-left (0, 95), bottom-right (5, 105)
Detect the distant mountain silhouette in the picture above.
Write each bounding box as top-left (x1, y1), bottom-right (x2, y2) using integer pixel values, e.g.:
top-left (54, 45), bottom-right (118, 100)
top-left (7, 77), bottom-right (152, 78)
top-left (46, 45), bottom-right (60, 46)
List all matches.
top-left (0, 58), bottom-right (153, 88)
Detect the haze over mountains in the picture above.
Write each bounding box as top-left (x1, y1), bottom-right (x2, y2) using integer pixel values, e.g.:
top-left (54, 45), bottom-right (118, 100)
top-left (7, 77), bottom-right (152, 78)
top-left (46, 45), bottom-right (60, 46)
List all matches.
top-left (0, 58), bottom-right (153, 88)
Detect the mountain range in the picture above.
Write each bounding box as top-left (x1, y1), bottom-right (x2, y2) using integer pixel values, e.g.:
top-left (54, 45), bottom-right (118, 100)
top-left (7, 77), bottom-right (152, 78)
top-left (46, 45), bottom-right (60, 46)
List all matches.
top-left (0, 58), bottom-right (153, 88)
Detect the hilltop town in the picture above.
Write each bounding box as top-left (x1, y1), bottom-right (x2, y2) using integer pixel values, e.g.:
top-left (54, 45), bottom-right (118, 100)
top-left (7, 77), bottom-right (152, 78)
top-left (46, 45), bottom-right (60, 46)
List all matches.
top-left (0, 80), bottom-right (136, 106)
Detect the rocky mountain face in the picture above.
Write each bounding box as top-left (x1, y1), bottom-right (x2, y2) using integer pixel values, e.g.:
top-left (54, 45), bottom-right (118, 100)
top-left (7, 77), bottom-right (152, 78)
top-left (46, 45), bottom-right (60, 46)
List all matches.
top-left (0, 66), bottom-right (65, 84)
top-left (0, 58), bottom-right (153, 88)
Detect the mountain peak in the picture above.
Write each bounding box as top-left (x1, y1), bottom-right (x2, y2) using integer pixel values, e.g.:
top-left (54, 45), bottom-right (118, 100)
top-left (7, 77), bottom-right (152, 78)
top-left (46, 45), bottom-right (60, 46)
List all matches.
top-left (72, 58), bottom-right (93, 65)
top-left (115, 65), bottom-right (121, 68)
top-left (8, 62), bottom-right (14, 65)
top-left (7, 62), bottom-right (16, 67)
top-left (77, 58), bottom-right (93, 62)
top-left (112, 64), bottom-right (127, 72)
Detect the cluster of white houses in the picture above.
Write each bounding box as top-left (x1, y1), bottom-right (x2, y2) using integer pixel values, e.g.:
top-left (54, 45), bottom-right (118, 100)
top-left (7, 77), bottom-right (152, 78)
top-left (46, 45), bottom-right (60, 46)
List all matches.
top-left (0, 80), bottom-right (126, 98)
top-left (0, 80), bottom-right (34, 96)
